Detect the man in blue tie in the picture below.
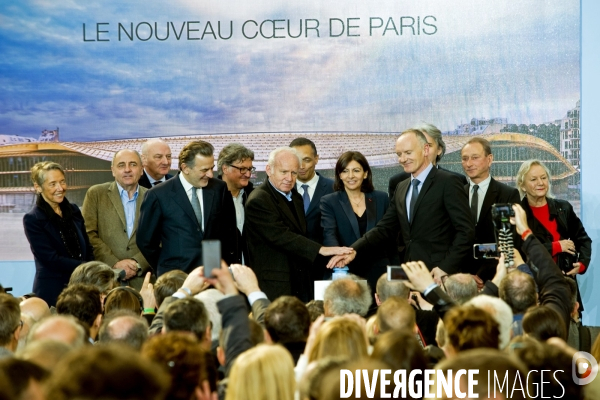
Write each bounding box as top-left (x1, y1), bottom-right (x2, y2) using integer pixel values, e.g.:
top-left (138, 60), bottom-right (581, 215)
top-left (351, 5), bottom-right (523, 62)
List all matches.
top-left (329, 129), bottom-right (474, 283)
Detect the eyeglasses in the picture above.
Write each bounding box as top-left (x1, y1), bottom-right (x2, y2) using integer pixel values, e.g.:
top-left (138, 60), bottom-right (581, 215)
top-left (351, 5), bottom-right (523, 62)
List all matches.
top-left (228, 165), bottom-right (256, 174)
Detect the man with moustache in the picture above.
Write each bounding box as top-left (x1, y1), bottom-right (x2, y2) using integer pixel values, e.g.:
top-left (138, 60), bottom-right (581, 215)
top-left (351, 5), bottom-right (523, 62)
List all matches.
top-left (139, 138), bottom-right (173, 188)
top-left (82, 149), bottom-right (150, 289)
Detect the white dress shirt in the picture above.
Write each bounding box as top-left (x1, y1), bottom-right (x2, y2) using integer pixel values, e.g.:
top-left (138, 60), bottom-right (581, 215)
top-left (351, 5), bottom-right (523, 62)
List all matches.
top-left (179, 173), bottom-right (204, 231)
top-left (468, 174), bottom-right (491, 222)
top-left (296, 173), bottom-right (320, 202)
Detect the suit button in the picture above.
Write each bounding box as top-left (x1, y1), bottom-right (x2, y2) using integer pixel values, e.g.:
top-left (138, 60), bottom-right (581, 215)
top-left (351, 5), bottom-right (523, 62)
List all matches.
top-left (126, 247), bottom-right (130, 250)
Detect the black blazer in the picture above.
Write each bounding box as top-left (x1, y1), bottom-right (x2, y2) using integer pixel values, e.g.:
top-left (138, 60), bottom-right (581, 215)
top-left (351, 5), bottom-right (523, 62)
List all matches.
top-left (303, 173), bottom-right (334, 243)
top-left (244, 181), bottom-right (322, 301)
top-left (136, 173), bottom-right (236, 275)
top-left (465, 177), bottom-right (521, 277)
top-left (218, 178), bottom-right (254, 264)
top-left (23, 202), bottom-right (94, 306)
top-left (388, 166), bottom-right (468, 199)
top-left (354, 167), bottom-right (474, 274)
top-left (138, 170), bottom-right (173, 189)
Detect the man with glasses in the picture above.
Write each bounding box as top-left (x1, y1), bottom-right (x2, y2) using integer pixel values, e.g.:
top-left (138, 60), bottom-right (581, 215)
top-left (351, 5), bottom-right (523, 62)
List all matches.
top-left (217, 143), bottom-right (256, 264)
top-left (0, 293), bottom-right (22, 358)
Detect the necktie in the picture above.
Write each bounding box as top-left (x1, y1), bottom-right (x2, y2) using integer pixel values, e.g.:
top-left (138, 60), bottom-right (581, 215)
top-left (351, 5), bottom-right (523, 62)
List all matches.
top-left (302, 184), bottom-right (310, 214)
top-left (191, 187), bottom-right (203, 232)
top-left (153, 181), bottom-right (161, 186)
top-left (409, 179), bottom-right (420, 223)
top-left (471, 185), bottom-right (479, 224)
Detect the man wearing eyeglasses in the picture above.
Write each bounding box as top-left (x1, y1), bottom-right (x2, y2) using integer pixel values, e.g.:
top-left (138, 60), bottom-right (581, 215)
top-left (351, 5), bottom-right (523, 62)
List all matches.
top-left (217, 143), bottom-right (256, 264)
top-left (0, 293), bottom-right (22, 358)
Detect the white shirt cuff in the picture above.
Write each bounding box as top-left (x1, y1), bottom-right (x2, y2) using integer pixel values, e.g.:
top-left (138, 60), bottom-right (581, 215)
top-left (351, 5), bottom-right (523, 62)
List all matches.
top-left (247, 291), bottom-right (268, 305)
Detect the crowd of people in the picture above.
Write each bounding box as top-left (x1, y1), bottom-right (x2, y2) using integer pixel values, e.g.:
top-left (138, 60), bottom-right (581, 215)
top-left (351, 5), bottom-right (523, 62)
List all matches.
top-left (0, 123), bottom-right (596, 399)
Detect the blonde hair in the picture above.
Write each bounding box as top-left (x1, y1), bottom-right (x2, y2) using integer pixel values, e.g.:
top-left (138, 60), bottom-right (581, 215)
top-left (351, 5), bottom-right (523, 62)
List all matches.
top-left (308, 317), bottom-right (368, 363)
top-left (515, 159), bottom-right (553, 199)
top-left (226, 344), bottom-right (295, 400)
top-left (30, 161), bottom-right (65, 187)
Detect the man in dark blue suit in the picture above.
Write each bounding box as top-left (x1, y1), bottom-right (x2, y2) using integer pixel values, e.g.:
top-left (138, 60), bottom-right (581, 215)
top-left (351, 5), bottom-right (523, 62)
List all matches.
top-left (290, 138), bottom-right (334, 280)
top-left (136, 140), bottom-right (237, 275)
top-left (138, 138), bottom-right (174, 188)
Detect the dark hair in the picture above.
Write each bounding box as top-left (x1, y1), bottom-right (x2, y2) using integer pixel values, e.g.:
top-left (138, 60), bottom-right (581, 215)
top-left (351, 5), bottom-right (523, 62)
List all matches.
top-left (306, 300), bottom-right (325, 322)
top-left (98, 310), bottom-right (149, 351)
top-left (463, 137), bottom-right (493, 156)
top-left (289, 137), bottom-right (317, 156)
top-left (103, 286), bottom-right (143, 315)
top-left (248, 318), bottom-right (265, 346)
top-left (333, 151), bottom-right (374, 192)
top-left (265, 296), bottom-right (311, 343)
top-left (69, 261), bottom-right (116, 295)
top-left (444, 306), bottom-right (500, 351)
top-left (153, 270), bottom-right (188, 308)
top-left (178, 140), bottom-right (214, 170)
top-left (164, 297), bottom-right (210, 342)
top-left (371, 329), bottom-right (427, 372)
top-left (522, 305), bottom-right (567, 341)
top-left (499, 271), bottom-right (537, 314)
top-left (0, 358), bottom-right (49, 399)
top-left (0, 293), bottom-right (21, 346)
top-left (564, 277), bottom-right (578, 313)
top-left (56, 283), bottom-right (102, 329)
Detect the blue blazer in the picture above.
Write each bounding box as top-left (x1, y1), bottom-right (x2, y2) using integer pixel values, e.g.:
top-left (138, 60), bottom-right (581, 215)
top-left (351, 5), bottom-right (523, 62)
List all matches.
top-left (23, 202), bottom-right (94, 306)
top-left (304, 173), bottom-right (334, 244)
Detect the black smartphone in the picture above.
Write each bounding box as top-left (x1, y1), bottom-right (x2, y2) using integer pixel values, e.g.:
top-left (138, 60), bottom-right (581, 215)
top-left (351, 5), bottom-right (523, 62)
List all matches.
top-left (387, 265), bottom-right (408, 280)
top-left (473, 243), bottom-right (500, 259)
top-left (202, 240), bottom-right (221, 277)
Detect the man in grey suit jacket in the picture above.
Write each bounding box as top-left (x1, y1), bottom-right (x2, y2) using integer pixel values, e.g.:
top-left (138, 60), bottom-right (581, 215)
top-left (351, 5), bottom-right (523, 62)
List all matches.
top-left (82, 149), bottom-right (150, 290)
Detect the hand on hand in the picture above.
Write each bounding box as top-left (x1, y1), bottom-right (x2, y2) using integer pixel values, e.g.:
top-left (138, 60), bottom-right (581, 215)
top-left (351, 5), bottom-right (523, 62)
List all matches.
top-left (114, 259), bottom-right (138, 279)
top-left (566, 263), bottom-right (581, 276)
top-left (326, 250), bottom-right (356, 269)
top-left (319, 246), bottom-right (354, 256)
top-left (559, 239), bottom-right (576, 255)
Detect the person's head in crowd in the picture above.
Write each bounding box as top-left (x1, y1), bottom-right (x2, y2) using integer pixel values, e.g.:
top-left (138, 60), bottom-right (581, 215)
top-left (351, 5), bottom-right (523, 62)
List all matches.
top-left (164, 297), bottom-right (211, 349)
top-left (217, 318), bottom-right (264, 369)
top-left (365, 315), bottom-right (378, 345)
top-left (103, 286), bottom-right (144, 316)
top-left (0, 293), bottom-right (22, 354)
top-left (516, 159), bottom-right (554, 200)
top-left (499, 270), bottom-right (537, 314)
top-left (56, 283), bottom-right (102, 340)
top-left (218, 143), bottom-right (255, 195)
top-left (141, 138), bottom-right (172, 181)
top-left (26, 315), bottom-right (87, 349)
top-left (98, 310), bottom-right (149, 351)
top-left (298, 356), bottom-right (349, 400)
top-left (435, 319), bottom-right (446, 348)
top-left (522, 305), bottom-right (567, 341)
top-left (308, 317), bottom-right (368, 363)
top-left (266, 147), bottom-right (301, 194)
top-left (371, 329), bottom-right (428, 373)
top-left (323, 276), bottom-right (372, 317)
top-left (375, 272), bottom-right (409, 306)
top-left (375, 297), bottom-right (417, 335)
top-left (226, 344), bottom-right (295, 400)
top-left (111, 149), bottom-right (143, 191)
top-left (319, 358), bottom-right (391, 400)
top-left (395, 129), bottom-right (431, 177)
top-left (0, 358), bottom-right (48, 400)
top-left (19, 297), bottom-right (50, 323)
top-left (69, 261), bottom-right (117, 301)
top-left (443, 273), bottom-right (477, 304)
top-left (17, 339), bottom-right (74, 372)
top-left (465, 294), bottom-right (513, 349)
top-left (44, 344), bottom-right (170, 400)
top-left (333, 151), bottom-right (374, 193)
top-left (17, 314), bottom-right (34, 353)
top-left (305, 300), bottom-right (325, 322)
top-left (444, 305), bottom-right (500, 357)
top-left (264, 296), bottom-right (310, 344)
top-left (142, 332), bottom-right (217, 400)
top-left (508, 336), bottom-right (582, 400)
top-left (565, 277), bottom-right (580, 321)
top-left (153, 270), bottom-right (188, 308)
top-left (434, 348), bottom-right (529, 400)
top-left (460, 137), bottom-right (494, 184)
top-left (195, 289), bottom-right (225, 343)
top-left (289, 137), bottom-right (319, 183)
top-left (179, 140), bottom-right (215, 189)
top-left (413, 122), bottom-right (446, 164)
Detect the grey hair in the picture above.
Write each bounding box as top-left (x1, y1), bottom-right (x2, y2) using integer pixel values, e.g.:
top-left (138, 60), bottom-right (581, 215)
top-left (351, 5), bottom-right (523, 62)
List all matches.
top-left (375, 273), bottom-right (409, 303)
top-left (194, 289), bottom-right (226, 341)
top-left (516, 159), bottom-right (553, 199)
top-left (27, 315), bottom-right (87, 348)
top-left (30, 161), bottom-right (65, 187)
top-left (141, 138), bottom-right (169, 156)
top-left (111, 149), bottom-right (142, 167)
top-left (465, 295), bottom-right (513, 349)
top-left (444, 273), bottom-right (478, 304)
top-left (413, 122), bottom-right (446, 162)
top-left (323, 274), bottom-right (372, 317)
top-left (217, 143), bottom-right (255, 173)
top-left (267, 147), bottom-right (301, 169)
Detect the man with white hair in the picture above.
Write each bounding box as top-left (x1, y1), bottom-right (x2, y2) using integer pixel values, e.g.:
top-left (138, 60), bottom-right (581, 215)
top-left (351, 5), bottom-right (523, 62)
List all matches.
top-left (139, 138), bottom-right (173, 188)
top-left (244, 147), bottom-right (352, 301)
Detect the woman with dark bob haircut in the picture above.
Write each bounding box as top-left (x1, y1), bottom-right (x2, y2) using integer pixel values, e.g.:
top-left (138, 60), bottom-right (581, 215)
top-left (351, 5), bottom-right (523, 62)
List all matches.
top-left (320, 151), bottom-right (397, 288)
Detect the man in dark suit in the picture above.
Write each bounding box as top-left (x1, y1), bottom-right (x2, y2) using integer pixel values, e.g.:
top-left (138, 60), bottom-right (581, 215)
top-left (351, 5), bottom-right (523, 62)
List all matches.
top-left (461, 137), bottom-right (520, 280)
top-left (244, 147), bottom-right (352, 302)
top-left (137, 140), bottom-right (237, 276)
top-left (329, 129), bottom-right (474, 282)
top-left (138, 138), bottom-right (173, 188)
top-left (387, 122), bottom-right (468, 199)
top-left (289, 138), bottom-right (334, 280)
top-left (217, 143), bottom-right (255, 264)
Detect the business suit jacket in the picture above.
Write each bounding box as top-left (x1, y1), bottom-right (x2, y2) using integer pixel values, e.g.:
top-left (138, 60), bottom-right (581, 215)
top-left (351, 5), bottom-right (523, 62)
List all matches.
top-left (354, 167), bottom-right (474, 274)
top-left (303, 173), bottom-right (334, 243)
top-left (321, 190), bottom-right (395, 286)
top-left (217, 177), bottom-right (254, 264)
top-left (138, 170), bottom-right (173, 189)
top-left (388, 166), bottom-right (468, 199)
top-left (136, 173), bottom-right (236, 276)
top-left (23, 201), bottom-right (94, 306)
top-left (244, 181), bottom-right (322, 301)
top-left (81, 181), bottom-right (151, 286)
top-left (466, 178), bottom-right (520, 278)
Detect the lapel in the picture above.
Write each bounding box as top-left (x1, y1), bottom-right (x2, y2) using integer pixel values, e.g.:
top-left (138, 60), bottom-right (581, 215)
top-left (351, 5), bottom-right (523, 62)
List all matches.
top-left (365, 192), bottom-right (377, 231)
top-left (265, 180), bottom-right (304, 233)
top-left (107, 181), bottom-right (127, 230)
top-left (479, 178), bottom-right (498, 225)
top-left (411, 167), bottom-right (437, 225)
top-left (306, 176), bottom-right (324, 215)
top-left (202, 181), bottom-right (215, 232)
top-left (396, 179), bottom-right (411, 226)
top-left (132, 185), bottom-right (147, 238)
top-left (170, 174), bottom-right (202, 230)
top-left (338, 192), bottom-right (361, 239)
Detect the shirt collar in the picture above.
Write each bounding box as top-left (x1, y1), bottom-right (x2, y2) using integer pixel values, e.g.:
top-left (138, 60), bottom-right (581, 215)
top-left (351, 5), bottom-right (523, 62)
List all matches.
top-left (470, 174), bottom-right (491, 191)
top-left (412, 162), bottom-right (434, 183)
top-left (268, 179), bottom-right (293, 201)
top-left (145, 169), bottom-right (164, 185)
top-left (178, 173), bottom-right (197, 193)
top-left (116, 182), bottom-right (139, 199)
top-left (296, 172), bottom-right (320, 190)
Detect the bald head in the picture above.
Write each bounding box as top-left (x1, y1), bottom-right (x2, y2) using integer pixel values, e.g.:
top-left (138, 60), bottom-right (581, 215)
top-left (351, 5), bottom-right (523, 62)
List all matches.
top-left (98, 312), bottom-right (149, 351)
top-left (28, 315), bottom-right (86, 348)
top-left (323, 276), bottom-right (372, 317)
top-left (20, 297), bottom-right (50, 322)
top-left (444, 273), bottom-right (477, 304)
